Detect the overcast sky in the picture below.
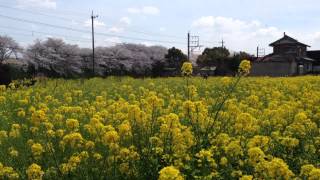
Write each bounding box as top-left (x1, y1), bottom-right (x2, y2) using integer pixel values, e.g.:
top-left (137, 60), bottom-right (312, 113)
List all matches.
top-left (1, 0), bottom-right (320, 54)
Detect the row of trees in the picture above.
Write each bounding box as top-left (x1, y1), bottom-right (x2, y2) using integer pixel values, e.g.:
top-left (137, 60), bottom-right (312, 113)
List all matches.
top-left (0, 35), bottom-right (254, 82)
top-left (24, 38), bottom-right (170, 77)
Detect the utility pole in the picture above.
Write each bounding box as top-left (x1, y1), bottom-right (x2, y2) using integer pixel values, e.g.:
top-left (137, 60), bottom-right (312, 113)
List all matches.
top-left (187, 32), bottom-right (201, 61)
top-left (91, 10), bottom-right (98, 76)
top-left (187, 32), bottom-right (190, 61)
top-left (220, 39), bottom-right (225, 49)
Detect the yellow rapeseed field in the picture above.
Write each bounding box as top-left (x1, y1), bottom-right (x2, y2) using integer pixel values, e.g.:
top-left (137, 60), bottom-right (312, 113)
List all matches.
top-left (1, 61), bottom-right (320, 179)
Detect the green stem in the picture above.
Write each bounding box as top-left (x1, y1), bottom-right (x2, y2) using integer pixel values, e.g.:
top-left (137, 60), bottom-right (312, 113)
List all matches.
top-left (204, 76), bottom-right (242, 139)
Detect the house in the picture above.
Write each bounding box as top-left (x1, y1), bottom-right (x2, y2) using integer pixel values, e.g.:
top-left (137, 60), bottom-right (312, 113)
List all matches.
top-left (307, 50), bottom-right (320, 73)
top-left (251, 33), bottom-right (316, 76)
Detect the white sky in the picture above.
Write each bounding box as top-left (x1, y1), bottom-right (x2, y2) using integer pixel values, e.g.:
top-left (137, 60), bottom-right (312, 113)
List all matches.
top-left (1, 0), bottom-right (320, 55)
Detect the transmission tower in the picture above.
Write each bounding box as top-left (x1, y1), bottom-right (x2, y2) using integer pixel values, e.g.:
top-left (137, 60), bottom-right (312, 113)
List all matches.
top-left (187, 32), bottom-right (202, 61)
top-left (256, 46), bottom-right (266, 58)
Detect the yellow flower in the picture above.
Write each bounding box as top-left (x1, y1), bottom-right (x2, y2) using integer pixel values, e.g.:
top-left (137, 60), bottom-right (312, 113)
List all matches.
top-left (196, 149), bottom-right (217, 167)
top-left (248, 147), bottom-right (265, 166)
top-left (240, 175), bottom-right (253, 180)
top-left (53, 114), bottom-right (64, 122)
top-left (31, 143), bottom-right (44, 157)
top-left (0, 130), bottom-right (8, 144)
top-left (9, 147), bottom-right (19, 157)
top-left (247, 135), bottom-right (270, 151)
top-left (102, 130), bottom-right (119, 146)
top-left (119, 162), bottom-right (130, 174)
top-left (181, 62), bottom-right (193, 76)
top-left (8, 82), bottom-right (15, 89)
top-left (29, 106), bottom-right (36, 113)
top-left (231, 170), bottom-right (242, 178)
top-left (309, 169), bottom-right (320, 180)
top-left (44, 95), bottom-right (53, 102)
top-left (220, 157), bottom-right (228, 166)
top-left (62, 132), bottom-right (84, 149)
top-left (234, 113), bottom-right (258, 134)
top-left (119, 148), bottom-right (130, 160)
top-left (95, 96), bottom-right (104, 102)
top-left (79, 151), bottom-right (89, 160)
top-left (47, 130), bottom-right (55, 138)
top-left (56, 129), bottom-right (65, 138)
top-left (221, 77), bottom-right (232, 86)
top-left (280, 137), bottom-right (299, 148)
top-left (93, 153), bottom-right (102, 160)
top-left (0, 163), bottom-right (19, 179)
top-left (0, 96), bottom-right (6, 104)
top-left (30, 110), bottom-right (47, 126)
top-left (224, 140), bottom-right (243, 157)
top-left (17, 109), bottom-right (26, 118)
top-left (238, 60), bottom-right (251, 75)
top-left (27, 139), bottom-right (34, 146)
top-left (66, 119), bottom-right (80, 131)
top-left (118, 123), bottom-right (131, 137)
top-left (62, 154), bottom-right (83, 173)
top-left (60, 163), bottom-right (69, 174)
top-left (85, 141), bottom-right (95, 150)
top-left (9, 124), bottom-right (21, 138)
top-left (300, 164), bottom-right (315, 177)
top-left (158, 166), bottom-right (184, 180)
top-left (255, 158), bottom-right (294, 179)
top-left (26, 163), bottom-right (44, 180)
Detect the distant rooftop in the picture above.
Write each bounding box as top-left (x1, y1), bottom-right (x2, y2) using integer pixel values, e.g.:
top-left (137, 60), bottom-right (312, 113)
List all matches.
top-left (269, 32), bottom-right (310, 47)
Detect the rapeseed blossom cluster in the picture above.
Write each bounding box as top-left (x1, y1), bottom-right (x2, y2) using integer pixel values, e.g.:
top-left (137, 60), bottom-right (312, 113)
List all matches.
top-left (0, 162), bottom-right (19, 179)
top-left (159, 166), bottom-right (184, 180)
top-left (1, 63), bottom-right (320, 179)
top-left (238, 60), bottom-right (251, 75)
top-left (181, 62), bottom-right (193, 76)
top-left (26, 163), bottom-right (44, 180)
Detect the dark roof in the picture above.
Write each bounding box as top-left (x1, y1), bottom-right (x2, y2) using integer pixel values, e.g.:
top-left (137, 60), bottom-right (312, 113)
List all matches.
top-left (269, 34), bottom-right (310, 47)
top-left (307, 51), bottom-right (320, 60)
top-left (257, 54), bottom-right (295, 62)
top-left (256, 53), bottom-right (314, 63)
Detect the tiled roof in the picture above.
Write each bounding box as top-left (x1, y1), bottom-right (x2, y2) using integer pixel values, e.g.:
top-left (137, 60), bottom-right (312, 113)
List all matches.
top-left (269, 34), bottom-right (310, 47)
top-left (256, 54), bottom-right (314, 63)
top-left (307, 51), bottom-right (320, 61)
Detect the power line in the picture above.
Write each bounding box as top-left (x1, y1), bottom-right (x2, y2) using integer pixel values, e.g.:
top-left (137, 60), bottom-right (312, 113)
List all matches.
top-left (0, 4), bottom-right (79, 22)
top-left (0, 31), bottom-right (89, 44)
top-left (1, 31), bottom-right (31, 38)
top-left (108, 26), bottom-right (185, 40)
top-left (0, 14), bottom-right (90, 33)
top-left (0, 4), bottom-right (186, 41)
top-left (0, 3), bottom-right (221, 46)
top-left (0, 2), bottom-right (89, 17)
top-left (0, 25), bottom-right (90, 42)
top-left (0, 14), bottom-right (185, 45)
top-left (0, 26), bottom-right (121, 45)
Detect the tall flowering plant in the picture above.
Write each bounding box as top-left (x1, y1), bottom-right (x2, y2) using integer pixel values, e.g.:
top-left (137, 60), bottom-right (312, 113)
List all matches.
top-left (204, 60), bottom-right (251, 145)
top-left (181, 62), bottom-right (193, 100)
